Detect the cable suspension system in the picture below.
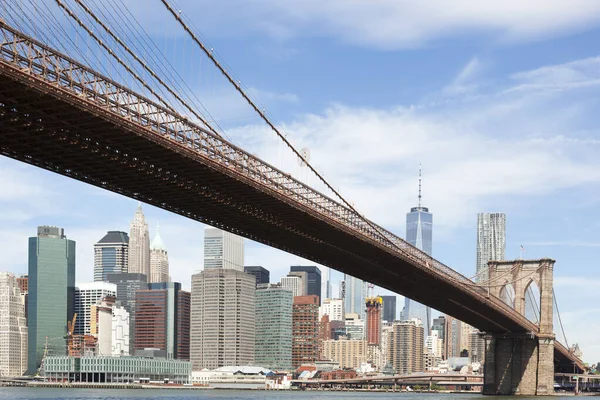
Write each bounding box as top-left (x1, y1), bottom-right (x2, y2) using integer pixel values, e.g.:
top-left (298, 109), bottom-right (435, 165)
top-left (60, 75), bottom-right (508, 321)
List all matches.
top-left (69, 0), bottom-right (221, 137)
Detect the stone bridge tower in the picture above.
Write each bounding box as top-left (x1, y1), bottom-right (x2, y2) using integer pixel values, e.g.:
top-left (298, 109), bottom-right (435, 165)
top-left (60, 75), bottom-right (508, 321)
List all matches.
top-left (482, 258), bottom-right (555, 396)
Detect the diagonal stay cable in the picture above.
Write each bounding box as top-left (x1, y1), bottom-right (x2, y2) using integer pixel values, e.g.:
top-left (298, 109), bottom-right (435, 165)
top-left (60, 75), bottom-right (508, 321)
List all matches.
top-left (70, 0), bottom-right (221, 137)
top-left (54, 0), bottom-right (187, 120)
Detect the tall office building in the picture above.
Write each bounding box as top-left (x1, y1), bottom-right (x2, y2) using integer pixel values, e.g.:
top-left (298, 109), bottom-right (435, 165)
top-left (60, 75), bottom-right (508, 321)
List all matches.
top-left (149, 224), bottom-right (170, 283)
top-left (389, 319), bottom-right (424, 375)
top-left (280, 275), bottom-right (305, 297)
top-left (320, 298), bottom-right (344, 322)
top-left (322, 338), bottom-right (368, 369)
top-left (292, 295), bottom-right (320, 368)
top-left (255, 285), bottom-right (293, 370)
top-left (204, 228), bottom-right (244, 271)
top-left (290, 266), bottom-right (321, 301)
top-left (134, 282), bottom-right (190, 360)
top-left (365, 297), bottom-right (383, 345)
top-left (287, 271), bottom-right (308, 295)
top-left (93, 231), bottom-right (129, 282)
top-left (476, 213), bottom-right (506, 282)
top-left (190, 269), bottom-right (255, 370)
top-left (345, 312), bottom-right (365, 340)
top-left (27, 226), bottom-right (76, 374)
top-left (381, 295), bottom-right (397, 323)
top-left (128, 204), bottom-right (151, 277)
top-left (344, 275), bottom-right (366, 319)
top-left (404, 166), bottom-right (432, 336)
top-left (74, 282), bottom-right (117, 335)
top-left (431, 316), bottom-right (446, 358)
top-left (321, 267), bottom-right (331, 302)
top-left (0, 272), bottom-right (28, 376)
top-left (244, 266), bottom-right (269, 286)
top-left (106, 272), bottom-right (147, 354)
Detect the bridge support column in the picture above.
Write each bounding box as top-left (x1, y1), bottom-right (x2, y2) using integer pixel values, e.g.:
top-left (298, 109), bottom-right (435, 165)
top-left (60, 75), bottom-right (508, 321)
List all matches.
top-left (483, 333), bottom-right (555, 395)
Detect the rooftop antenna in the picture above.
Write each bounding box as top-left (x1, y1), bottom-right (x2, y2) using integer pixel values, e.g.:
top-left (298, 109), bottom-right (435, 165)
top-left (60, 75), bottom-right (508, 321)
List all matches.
top-left (418, 163), bottom-right (422, 208)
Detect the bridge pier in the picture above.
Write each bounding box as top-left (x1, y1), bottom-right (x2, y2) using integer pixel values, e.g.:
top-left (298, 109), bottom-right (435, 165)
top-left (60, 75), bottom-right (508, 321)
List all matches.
top-left (483, 259), bottom-right (555, 396)
top-left (483, 333), bottom-right (554, 395)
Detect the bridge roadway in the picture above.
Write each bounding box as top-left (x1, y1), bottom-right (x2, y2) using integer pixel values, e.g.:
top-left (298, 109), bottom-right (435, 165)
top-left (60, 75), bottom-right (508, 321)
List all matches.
top-left (0, 21), bottom-right (583, 372)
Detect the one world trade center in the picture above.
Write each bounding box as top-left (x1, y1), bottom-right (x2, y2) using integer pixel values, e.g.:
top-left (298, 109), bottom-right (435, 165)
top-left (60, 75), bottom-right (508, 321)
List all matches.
top-left (404, 165), bottom-right (432, 337)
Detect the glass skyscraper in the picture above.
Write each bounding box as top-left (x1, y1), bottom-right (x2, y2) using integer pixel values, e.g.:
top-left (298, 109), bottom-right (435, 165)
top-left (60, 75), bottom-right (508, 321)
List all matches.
top-left (27, 226), bottom-right (76, 374)
top-left (94, 231), bottom-right (129, 282)
top-left (404, 167), bottom-right (432, 337)
top-left (344, 275), bottom-right (366, 320)
top-left (476, 213), bottom-right (506, 283)
top-left (255, 285), bottom-right (293, 370)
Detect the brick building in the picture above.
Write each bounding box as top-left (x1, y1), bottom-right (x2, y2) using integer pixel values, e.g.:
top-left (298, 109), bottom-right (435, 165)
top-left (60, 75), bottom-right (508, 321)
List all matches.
top-left (292, 295), bottom-right (320, 368)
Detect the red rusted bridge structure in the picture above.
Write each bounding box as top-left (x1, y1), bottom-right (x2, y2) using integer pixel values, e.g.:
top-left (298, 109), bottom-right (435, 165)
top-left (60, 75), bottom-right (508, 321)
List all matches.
top-left (0, 9), bottom-right (584, 396)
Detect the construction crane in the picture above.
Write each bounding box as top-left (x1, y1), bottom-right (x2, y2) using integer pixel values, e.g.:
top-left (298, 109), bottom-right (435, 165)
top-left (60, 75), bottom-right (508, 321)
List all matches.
top-left (67, 313), bottom-right (77, 356)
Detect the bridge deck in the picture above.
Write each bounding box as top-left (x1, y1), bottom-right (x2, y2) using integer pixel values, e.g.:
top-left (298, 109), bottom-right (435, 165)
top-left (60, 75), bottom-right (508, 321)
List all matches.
top-left (0, 21), bottom-right (583, 372)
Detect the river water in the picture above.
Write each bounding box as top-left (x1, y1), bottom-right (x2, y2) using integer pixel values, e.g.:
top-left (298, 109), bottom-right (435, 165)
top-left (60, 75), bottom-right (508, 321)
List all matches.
top-left (0, 388), bottom-right (580, 399)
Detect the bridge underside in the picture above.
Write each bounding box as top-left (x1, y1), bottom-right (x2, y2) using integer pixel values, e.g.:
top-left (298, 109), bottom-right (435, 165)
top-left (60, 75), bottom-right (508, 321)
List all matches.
top-left (0, 61), bottom-right (581, 373)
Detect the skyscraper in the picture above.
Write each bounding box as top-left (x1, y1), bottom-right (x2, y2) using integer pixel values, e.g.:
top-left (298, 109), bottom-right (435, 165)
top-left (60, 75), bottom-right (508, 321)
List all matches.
top-left (404, 166), bottom-right (432, 336)
top-left (476, 213), bottom-right (506, 282)
top-left (204, 228), bottom-right (244, 271)
top-left (134, 282), bottom-right (190, 360)
top-left (390, 319), bottom-right (424, 375)
top-left (431, 316), bottom-right (446, 358)
top-left (190, 269), bottom-right (255, 370)
top-left (149, 224), bottom-right (170, 283)
top-left (292, 295), bottom-right (320, 368)
top-left (320, 298), bottom-right (344, 322)
top-left (106, 272), bottom-right (147, 354)
top-left (365, 297), bottom-right (383, 345)
top-left (128, 204), bottom-right (151, 277)
top-left (0, 272), bottom-right (28, 376)
top-left (344, 275), bottom-right (366, 320)
top-left (244, 266), bottom-right (270, 286)
top-left (290, 266), bottom-right (321, 301)
top-left (255, 285), bottom-right (293, 370)
top-left (93, 231), bottom-right (129, 282)
top-left (381, 295), bottom-right (397, 323)
top-left (27, 226), bottom-right (76, 374)
top-left (74, 282), bottom-right (117, 335)
top-left (280, 275), bottom-right (305, 297)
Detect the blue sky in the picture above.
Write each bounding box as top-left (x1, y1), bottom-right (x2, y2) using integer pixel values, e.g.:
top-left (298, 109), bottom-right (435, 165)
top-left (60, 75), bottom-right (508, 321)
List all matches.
top-left (3, 0), bottom-right (600, 363)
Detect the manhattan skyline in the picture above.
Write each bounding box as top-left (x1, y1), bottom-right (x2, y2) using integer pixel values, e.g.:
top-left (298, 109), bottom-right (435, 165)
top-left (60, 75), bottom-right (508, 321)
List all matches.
top-left (0, 0), bottom-right (599, 364)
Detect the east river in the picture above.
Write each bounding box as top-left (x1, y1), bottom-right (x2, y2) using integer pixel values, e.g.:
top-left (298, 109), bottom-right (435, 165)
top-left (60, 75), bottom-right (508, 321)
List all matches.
top-left (0, 388), bottom-right (584, 400)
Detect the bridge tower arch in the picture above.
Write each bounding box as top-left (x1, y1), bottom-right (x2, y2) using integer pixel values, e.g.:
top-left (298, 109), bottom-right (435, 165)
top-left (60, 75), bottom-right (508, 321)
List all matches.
top-left (483, 258), bottom-right (555, 396)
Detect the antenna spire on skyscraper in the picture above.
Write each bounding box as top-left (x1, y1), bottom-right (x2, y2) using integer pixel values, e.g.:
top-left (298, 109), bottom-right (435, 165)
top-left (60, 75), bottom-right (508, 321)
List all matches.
top-left (418, 163), bottom-right (422, 208)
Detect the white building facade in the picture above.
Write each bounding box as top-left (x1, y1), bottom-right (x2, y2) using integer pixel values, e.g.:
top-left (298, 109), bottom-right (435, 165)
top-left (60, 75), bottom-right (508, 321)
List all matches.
top-left (112, 305), bottom-right (130, 356)
top-left (74, 282), bottom-right (117, 336)
top-left (280, 276), bottom-right (304, 297)
top-left (203, 228), bottom-right (244, 271)
top-left (149, 224), bottom-right (169, 283)
top-left (128, 204), bottom-right (151, 277)
top-left (0, 272), bottom-right (28, 376)
top-left (320, 298), bottom-right (344, 322)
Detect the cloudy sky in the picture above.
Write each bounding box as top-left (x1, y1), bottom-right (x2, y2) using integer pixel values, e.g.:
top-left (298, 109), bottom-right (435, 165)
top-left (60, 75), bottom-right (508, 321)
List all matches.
top-left (3, 0), bottom-right (600, 363)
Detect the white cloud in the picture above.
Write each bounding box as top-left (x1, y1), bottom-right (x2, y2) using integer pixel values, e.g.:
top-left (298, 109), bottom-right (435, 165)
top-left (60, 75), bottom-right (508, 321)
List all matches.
top-left (128, 1), bottom-right (600, 49)
top-left (444, 57), bottom-right (487, 96)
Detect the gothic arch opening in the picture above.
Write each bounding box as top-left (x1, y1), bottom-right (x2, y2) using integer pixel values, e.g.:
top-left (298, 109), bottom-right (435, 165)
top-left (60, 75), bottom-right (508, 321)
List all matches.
top-left (524, 279), bottom-right (541, 324)
top-left (499, 283), bottom-right (516, 309)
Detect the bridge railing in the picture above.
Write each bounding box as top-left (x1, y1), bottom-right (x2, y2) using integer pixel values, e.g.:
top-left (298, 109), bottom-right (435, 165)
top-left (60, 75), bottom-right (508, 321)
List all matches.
top-left (0, 21), bottom-right (556, 337)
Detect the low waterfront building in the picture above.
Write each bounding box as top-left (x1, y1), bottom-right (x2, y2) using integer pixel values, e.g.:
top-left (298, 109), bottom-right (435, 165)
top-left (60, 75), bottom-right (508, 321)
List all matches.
top-left (42, 356), bottom-right (191, 383)
top-left (191, 366), bottom-right (272, 389)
